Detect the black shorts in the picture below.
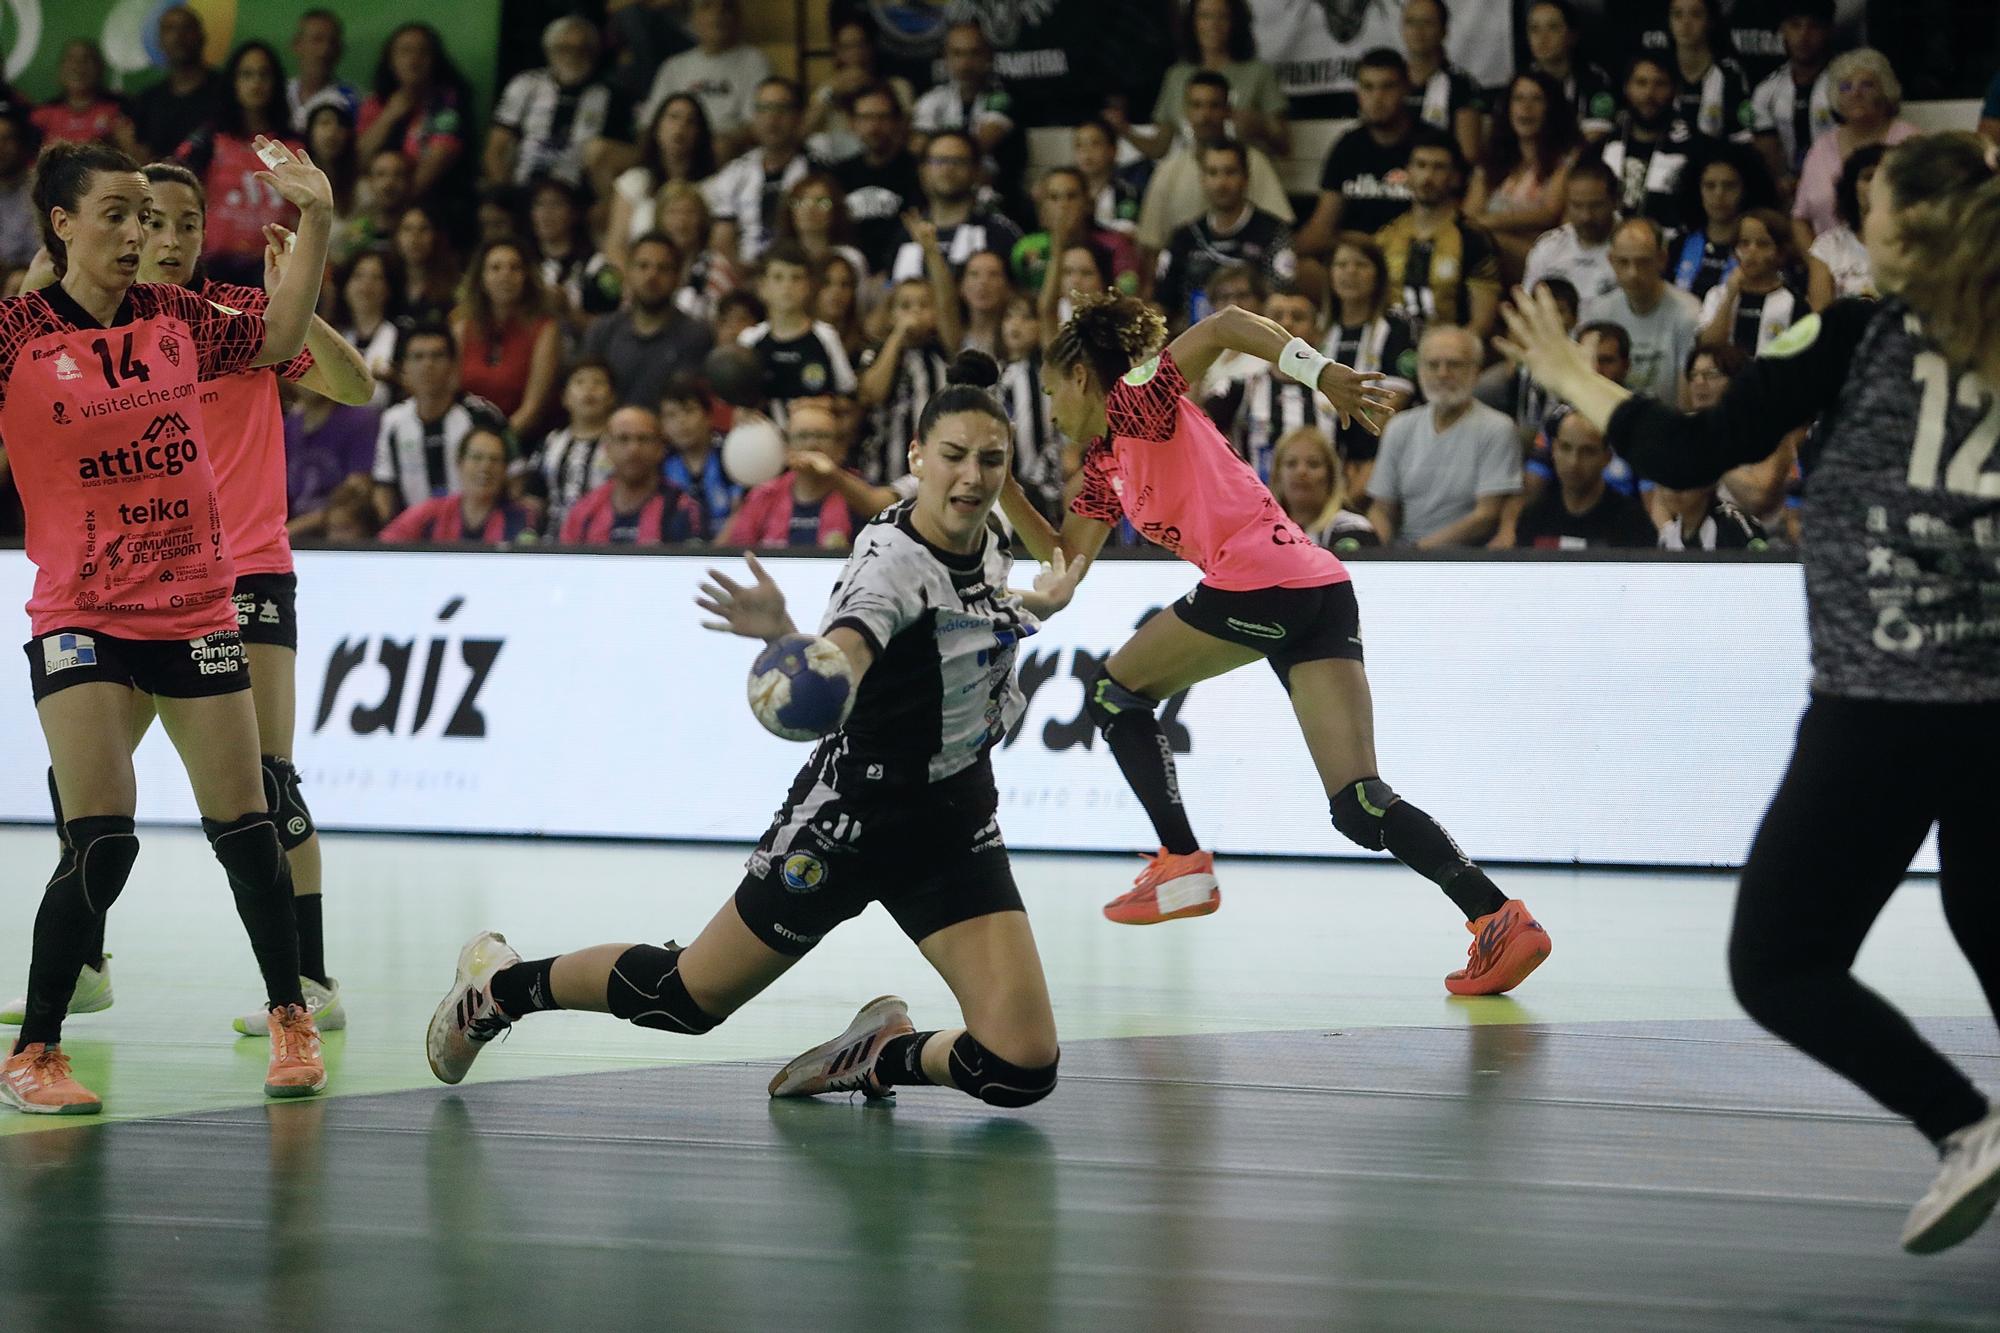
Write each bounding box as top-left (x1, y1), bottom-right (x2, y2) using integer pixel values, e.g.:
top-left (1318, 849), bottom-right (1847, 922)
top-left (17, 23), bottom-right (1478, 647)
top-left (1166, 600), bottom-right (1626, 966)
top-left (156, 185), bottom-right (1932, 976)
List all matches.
top-left (1171, 579), bottom-right (1365, 684)
top-left (232, 572), bottom-right (299, 650)
top-left (24, 626), bottom-right (249, 704)
top-left (734, 746), bottom-right (1024, 957)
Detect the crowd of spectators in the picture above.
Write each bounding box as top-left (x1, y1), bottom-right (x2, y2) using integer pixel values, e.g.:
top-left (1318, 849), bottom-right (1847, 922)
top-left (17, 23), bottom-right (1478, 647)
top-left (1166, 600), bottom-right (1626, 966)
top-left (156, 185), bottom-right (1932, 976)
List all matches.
top-left (0, 0), bottom-right (1991, 555)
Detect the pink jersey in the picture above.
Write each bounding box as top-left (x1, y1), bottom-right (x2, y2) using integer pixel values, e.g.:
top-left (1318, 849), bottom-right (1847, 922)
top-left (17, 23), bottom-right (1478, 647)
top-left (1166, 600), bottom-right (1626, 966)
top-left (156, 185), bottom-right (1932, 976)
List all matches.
top-left (0, 282), bottom-right (266, 640)
top-left (1071, 349), bottom-right (1347, 591)
top-left (198, 282), bottom-right (314, 577)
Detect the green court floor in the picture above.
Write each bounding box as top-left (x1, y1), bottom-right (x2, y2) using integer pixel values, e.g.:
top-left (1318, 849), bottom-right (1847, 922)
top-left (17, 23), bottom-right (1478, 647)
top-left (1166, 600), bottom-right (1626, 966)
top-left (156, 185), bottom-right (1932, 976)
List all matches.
top-left (0, 829), bottom-right (1994, 1329)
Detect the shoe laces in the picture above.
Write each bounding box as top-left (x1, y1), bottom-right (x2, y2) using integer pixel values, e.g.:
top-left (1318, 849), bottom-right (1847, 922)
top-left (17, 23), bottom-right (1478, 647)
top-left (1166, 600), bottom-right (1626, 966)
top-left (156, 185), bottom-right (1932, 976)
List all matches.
top-left (273, 1005), bottom-right (317, 1060)
top-left (1134, 849), bottom-right (1197, 892)
top-left (27, 1044), bottom-right (73, 1082)
top-left (465, 987), bottom-right (512, 1045)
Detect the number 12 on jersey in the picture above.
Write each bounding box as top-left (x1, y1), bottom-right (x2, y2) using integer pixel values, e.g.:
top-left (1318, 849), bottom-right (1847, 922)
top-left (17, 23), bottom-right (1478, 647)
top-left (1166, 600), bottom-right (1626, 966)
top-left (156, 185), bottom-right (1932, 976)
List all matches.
top-left (1907, 351), bottom-right (2000, 496)
top-left (90, 332), bottom-right (152, 390)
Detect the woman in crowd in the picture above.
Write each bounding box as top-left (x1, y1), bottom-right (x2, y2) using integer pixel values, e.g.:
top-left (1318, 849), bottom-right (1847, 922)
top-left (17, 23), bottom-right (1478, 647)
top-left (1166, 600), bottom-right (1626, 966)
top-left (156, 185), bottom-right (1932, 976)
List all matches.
top-left (175, 42), bottom-right (303, 285)
top-left (1465, 70), bottom-right (1583, 282)
top-left (1794, 49), bottom-right (1918, 239)
top-left (394, 202), bottom-right (460, 324)
top-left (1663, 0), bottom-right (1753, 141)
top-left (1269, 426), bottom-right (1378, 553)
top-left (1697, 207), bottom-right (1824, 354)
top-left (803, 18), bottom-right (914, 162)
top-left (1134, 0), bottom-right (1289, 159)
top-left (608, 94), bottom-right (718, 269)
top-left (330, 250), bottom-right (405, 407)
top-left (379, 428), bottom-right (535, 545)
top-left (1808, 143), bottom-right (1886, 306)
top-left (1319, 234), bottom-right (1417, 486)
top-left (31, 40), bottom-right (143, 159)
top-left (356, 22), bottom-right (476, 210)
top-left (776, 172), bottom-right (869, 288)
top-left (452, 236), bottom-right (561, 440)
top-left (1671, 143), bottom-right (1778, 300)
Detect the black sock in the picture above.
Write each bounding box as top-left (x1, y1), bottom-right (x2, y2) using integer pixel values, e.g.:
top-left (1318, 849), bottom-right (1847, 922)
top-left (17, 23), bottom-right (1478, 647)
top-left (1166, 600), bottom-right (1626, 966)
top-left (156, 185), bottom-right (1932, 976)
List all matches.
top-left (203, 814), bottom-right (305, 1011)
top-left (17, 876), bottom-right (94, 1051)
top-left (874, 1030), bottom-right (940, 1086)
top-left (489, 957), bottom-right (560, 1019)
top-left (1101, 712), bottom-right (1199, 855)
top-left (1380, 800), bottom-right (1508, 920)
top-left (293, 893), bottom-right (328, 987)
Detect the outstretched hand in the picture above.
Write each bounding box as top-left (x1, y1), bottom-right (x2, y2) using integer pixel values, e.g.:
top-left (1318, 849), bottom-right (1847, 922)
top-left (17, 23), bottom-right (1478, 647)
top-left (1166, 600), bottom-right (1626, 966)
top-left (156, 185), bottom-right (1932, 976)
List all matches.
top-left (1030, 547), bottom-right (1087, 615)
top-left (1495, 283), bottom-right (1594, 395)
top-left (252, 138), bottom-right (333, 216)
top-left (1316, 363), bottom-right (1400, 435)
top-left (696, 552), bottom-right (797, 641)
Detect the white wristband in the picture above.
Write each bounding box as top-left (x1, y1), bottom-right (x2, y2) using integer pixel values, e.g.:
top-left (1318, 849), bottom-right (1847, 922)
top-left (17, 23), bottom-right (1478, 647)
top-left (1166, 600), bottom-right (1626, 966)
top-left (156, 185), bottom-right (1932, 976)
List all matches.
top-left (1278, 336), bottom-right (1330, 391)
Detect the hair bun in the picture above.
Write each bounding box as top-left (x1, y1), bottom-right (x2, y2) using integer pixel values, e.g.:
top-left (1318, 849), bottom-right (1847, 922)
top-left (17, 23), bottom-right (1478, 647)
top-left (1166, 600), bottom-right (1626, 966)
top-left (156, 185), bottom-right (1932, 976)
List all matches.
top-left (946, 348), bottom-right (1000, 389)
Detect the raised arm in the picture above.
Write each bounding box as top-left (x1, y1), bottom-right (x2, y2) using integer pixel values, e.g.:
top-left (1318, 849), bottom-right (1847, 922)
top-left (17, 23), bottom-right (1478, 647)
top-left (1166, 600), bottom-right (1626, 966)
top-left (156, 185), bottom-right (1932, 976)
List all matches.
top-left (1166, 303), bottom-right (1398, 432)
top-left (261, 224), bottom-right (373, 405)
top-left (248, 139), bottom-right (333, 368)
top-left (696, 551), bottom-right (877, 687)
top-left (1499, 283), bottom-right (1863, 488)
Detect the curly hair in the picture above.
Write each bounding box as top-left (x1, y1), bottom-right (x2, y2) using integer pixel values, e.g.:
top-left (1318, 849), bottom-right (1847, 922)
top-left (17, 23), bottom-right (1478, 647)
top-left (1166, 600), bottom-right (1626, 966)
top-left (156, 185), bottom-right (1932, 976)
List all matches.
top-left (1046, 291), bottom-right (1167, 392)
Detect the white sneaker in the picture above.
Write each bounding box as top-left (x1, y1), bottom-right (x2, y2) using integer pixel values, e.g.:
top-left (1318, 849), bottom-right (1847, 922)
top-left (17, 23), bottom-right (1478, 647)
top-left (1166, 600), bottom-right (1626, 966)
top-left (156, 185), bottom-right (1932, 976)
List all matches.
top-left (233, 976), bottom-right (345, 1037)
top-left (767, 995), bottom-right (913, 1099)
top-left (1902, 1106), bottom-right (2000, 1254)
top-left (0, 955), bottom-right (114, 1025)
top-left (425, 931), bottom-right (521, 1086)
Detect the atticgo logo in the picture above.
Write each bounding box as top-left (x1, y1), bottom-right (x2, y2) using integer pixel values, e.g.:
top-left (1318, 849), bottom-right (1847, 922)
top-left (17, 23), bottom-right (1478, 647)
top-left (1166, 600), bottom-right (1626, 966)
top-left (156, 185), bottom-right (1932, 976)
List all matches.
top-left (144, 413), bottom-right (190, 441)
top-left (77, 436), bottom-right (200, 483)
top-left (313, 597), bottom-right (503, 739)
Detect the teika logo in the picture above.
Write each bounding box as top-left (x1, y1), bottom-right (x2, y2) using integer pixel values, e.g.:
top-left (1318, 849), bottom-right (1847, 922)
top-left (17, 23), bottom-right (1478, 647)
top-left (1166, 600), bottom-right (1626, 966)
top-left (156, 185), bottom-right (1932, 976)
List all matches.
top-left (313, 597), bottom-right (503, 739)
top-left (118, 496), bottom-right (190, 525)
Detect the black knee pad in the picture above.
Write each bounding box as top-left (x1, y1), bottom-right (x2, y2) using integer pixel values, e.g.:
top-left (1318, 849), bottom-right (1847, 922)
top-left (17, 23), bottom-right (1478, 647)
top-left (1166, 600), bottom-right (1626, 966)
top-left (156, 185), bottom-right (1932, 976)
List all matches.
top-left (262, 755), bottom-right (315, 850)
top-left (203, 812), bottom-right (285, 894)
top-left (1083, 667), bottom-right (1158, 736)
top-left (55, 815), bottom-right (140, 913)
top-left (1329, 776), bottom-right (1399, 852)
top-left (947, 1032), bottom-right (1059, 1108)
top-left (606, 943), bottom-right (723, 1034)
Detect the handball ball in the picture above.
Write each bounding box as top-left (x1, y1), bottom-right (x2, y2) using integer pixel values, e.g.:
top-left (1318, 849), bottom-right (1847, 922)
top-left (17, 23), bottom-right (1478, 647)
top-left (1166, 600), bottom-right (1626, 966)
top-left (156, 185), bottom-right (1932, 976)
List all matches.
top-left (723, 414), bottom-right (787, 487)
top-left (747, 633), bottom-right (855, 741)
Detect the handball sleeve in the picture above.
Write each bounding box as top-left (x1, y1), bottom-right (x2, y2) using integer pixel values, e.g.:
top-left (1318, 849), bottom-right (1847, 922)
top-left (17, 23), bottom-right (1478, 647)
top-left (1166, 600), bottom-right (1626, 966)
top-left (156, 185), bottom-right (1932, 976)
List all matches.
top-left (820, 532), bottom-right (921, 656)
top-left (1605, 297), bottom-right (1873, 489)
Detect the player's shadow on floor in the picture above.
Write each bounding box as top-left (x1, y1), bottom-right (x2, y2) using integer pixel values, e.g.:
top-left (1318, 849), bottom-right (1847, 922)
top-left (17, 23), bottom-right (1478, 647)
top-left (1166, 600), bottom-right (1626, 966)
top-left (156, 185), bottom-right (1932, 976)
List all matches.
top-left (766, 1099), bottom-right (1059, 1327)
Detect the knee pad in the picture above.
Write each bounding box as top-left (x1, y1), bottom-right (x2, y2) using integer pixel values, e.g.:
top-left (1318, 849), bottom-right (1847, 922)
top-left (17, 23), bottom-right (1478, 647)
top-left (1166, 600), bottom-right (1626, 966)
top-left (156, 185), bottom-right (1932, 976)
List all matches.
top-left (1083, 667), bottom-right (1157, 736)
top-left (203, 812), bottom-right (285, 893)
top-left (606, 943), bottom-right (723, 1034)
top-left (262, 755), bottom-right (316, 850)
top-left (947, 1032), bottom-right (1059, 1108)
top-left (54, 815), bottom-right (139, 913)
top-left (1329, 777), bottom-right (1400, 852)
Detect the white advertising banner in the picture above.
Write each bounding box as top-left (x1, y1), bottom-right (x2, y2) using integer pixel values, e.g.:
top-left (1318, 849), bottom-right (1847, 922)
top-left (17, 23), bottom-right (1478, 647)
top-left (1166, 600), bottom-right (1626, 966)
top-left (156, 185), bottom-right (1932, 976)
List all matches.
top-left (1247, 0), bottom-right (1514, 102)
top-left (0, 550), bottom-right (1838, 869)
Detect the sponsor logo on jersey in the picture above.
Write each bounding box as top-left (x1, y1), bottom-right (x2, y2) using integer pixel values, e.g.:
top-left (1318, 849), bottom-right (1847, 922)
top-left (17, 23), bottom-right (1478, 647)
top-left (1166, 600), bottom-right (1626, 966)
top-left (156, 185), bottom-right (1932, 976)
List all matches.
top-left (77, 437), bottom-right (201, 484)
top-left (117, 496), bottom-right (191, 525)
top-left (781, 852), bottom-right (828, 893)
top-left (168, 587), bottom-right (229, 610)
top-left (801, 362), bottom-right (828, 392)
top-left (42, 633), bottom-right (98, 674)
top-left (53, 351), bottom-right (81, 382)
top-left (187, 633), bottom-right (244, 676)
top-left (51, 402), bottom-right (69, 426)
top-left (157, 333), bottom-right (182, 367)
top-left (78, 383), bottom-right (197, 419)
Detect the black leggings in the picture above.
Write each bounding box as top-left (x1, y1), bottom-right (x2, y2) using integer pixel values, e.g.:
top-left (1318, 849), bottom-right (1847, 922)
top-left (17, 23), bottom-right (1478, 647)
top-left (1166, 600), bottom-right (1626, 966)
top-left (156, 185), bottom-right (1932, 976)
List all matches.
top-left (1730, 694), bottom-right (2000, 1143)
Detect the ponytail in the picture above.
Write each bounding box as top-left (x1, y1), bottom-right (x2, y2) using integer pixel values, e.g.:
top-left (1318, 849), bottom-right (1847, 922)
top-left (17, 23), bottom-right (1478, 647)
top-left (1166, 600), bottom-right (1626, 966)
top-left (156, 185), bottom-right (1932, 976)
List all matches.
top-left (1881, 132), bottom-right (2000, 384)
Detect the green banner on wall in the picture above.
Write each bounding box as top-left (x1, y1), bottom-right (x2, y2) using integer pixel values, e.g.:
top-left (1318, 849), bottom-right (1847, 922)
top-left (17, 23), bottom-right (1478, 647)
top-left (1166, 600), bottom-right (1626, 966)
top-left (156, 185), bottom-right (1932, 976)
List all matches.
top-left (1, 0), bottom-right (500, 121)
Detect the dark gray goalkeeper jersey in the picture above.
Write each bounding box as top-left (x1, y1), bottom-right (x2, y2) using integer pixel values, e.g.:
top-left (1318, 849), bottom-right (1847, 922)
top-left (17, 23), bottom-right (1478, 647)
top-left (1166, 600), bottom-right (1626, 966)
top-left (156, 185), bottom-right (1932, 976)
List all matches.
top-left (1607, 297), bottom-right (2000, 703)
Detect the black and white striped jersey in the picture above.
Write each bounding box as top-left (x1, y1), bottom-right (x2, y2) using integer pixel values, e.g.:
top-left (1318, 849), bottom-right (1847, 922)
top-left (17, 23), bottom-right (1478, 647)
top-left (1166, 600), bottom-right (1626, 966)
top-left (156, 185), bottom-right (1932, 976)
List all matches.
top-left (856, 342), bottom-right (949, 485)
top-left (1000, 351), bottom-right (1066, 520)
top-left (821, 501), bottom-right (1035, 783)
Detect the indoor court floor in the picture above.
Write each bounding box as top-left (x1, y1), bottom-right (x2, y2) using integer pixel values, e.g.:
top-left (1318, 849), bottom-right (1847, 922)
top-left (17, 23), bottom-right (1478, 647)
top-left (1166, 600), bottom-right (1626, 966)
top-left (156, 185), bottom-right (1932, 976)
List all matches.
top-left (0, 826), bottom-right (1995, 1331)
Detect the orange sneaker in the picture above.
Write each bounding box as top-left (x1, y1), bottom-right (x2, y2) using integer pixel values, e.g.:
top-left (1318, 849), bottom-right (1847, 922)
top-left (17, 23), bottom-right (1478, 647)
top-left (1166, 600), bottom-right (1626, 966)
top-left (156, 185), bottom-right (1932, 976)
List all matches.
top-left (1103, 849), bottom-right (1221, 925)
top-left (1445, 899), bottom-right (1552, 996)
top-left (264, 1004), bottom-right (327, 1098)
top-left (0, 1042), bottom-right (101, 1115)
